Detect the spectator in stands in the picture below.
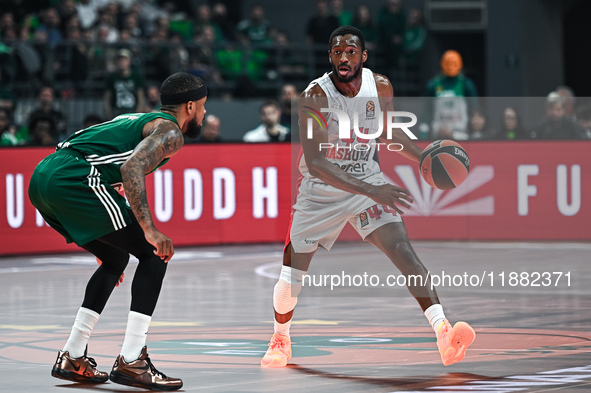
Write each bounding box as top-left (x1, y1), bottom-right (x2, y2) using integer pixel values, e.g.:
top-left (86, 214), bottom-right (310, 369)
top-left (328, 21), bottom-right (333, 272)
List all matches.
top-left (243, 100), bottom-right (289, 142)
top-left (94, 6), bottom-right (119, 43)
top-left (306, 0), bottom-right (340, 45)
top-left (279, 83), bottom-right (298, 132)
top-left (10, 26), bottom-right (42, 82)
top-left (61, 18), bottom-right (88, 82)
top-left (467, 109), bottom-right (490, 140)
top-left (212, 2), bottom-right (235, 42)
top-left (153, 15), bottom-right (171, 40)
top-left (237, 4), bottom-right (273, 45)
top-left (76, 0), bottom-right (99, 30)
top-left (64, 13), bottom-right (81, 33)
top-left (82, 113), bottom-right (103, 128)
top-left (135, 0), bottom-right (169, 38)
top-left (332, 0), bottom-right (353, 26)
top-left (166, 33), bottom-right (190, 75)
top-left (189, 25), bottom-right (223, 86)
top-left (0, 107), bottom-right (26, 146)
top-left (28, 86), bottom-right (67, 142)
top-left (103, 48), bottom-right (145, 119)
top-left (403, 8), bottom-right (426, 67)
top-left (37, 8), bottom-right (64, 45)
top-left (195, 114), bottom-right (223, 143)
top-left (3, 0), bottom-right (34, 27)
top-left (576, 104), bottom-right (591, 139)
top-left (377, 0), bottom-right (406, 70)
top-left (193, 4), bottom-right (223, 43)
top-left (141, 84), bottom-right (161, 112)
top-left (28, 114), bottom-right (55, 146)
top-left (57, 0), bottom-right (78, 26)
top-left (531, 92), bottom-right (584, 140)
top-left (0, 70), bottom-right (16, 114)
top-left (1, 12), bottom-right (18, 38)
top-left (272, 31), bottom-right (307, 80)
top-left (352, 5), bottom-right (377, 51)
top-left (422, 50), bottom-right (478, 140)
top-left (555, 85), bottom-right (575, 119)
top-left (496, 107), bottom-right (527, 140)
top-left (121, 11), bottom-right (144, 40)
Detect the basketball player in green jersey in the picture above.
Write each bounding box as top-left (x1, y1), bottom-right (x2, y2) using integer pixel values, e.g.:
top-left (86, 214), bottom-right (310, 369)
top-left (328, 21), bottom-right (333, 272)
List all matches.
top-left (28, 72), bottom-right (206, 391)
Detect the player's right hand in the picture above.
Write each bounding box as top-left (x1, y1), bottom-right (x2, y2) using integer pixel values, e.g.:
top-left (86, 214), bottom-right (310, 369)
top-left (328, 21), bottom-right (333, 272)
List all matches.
top-left (367, 184), bottom-right (413, 215)
top-left (144, 229), bottom-right (174, 263)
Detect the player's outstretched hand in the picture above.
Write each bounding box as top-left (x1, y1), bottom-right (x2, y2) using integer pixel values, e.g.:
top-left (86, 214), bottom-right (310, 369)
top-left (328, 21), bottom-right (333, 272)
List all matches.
top-left (367, 184), bottom-right (413, 215)
top-left (144, 229), bottom-right (174, 263)
top-left (96, 258), bottom-right (125, 287)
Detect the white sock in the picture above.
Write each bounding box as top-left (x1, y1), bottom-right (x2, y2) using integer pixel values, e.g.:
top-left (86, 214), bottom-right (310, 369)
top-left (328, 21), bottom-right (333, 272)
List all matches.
top-left (274, 321), bottom-right (291, 337)
top-left (424, 304), bottom-right (447, 333)
top-left (63, 307), bottom-right (100, 358)
top-left (120, 311), bottom-right (151, 362)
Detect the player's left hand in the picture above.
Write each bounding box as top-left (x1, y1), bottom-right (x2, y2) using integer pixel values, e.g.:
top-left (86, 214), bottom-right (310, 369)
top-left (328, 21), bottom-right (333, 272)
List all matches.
top-left (367, 183), bottom-right (413, 215)
top-left (96, 257), bottom-right (125, 287)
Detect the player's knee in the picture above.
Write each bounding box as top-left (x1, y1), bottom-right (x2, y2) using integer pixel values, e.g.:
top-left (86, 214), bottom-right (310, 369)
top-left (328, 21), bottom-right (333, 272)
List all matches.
top-left (274, 280), bottom-right (298, 314)
top-left (101, 253), bottom-right (129, 275)
top-left (390, 240), bottom-right (413, 257)
top-left (137, 253), bottom-right (167, 277)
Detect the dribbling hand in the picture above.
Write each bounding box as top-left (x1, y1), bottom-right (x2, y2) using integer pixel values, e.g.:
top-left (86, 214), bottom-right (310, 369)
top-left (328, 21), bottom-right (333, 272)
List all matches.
top-left (367, 184), bottom-right (413, 215)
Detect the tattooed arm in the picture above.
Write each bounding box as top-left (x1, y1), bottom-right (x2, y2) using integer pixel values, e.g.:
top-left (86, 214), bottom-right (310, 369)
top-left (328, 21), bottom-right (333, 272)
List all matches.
top-left (121, 119), bottom-right (184, 262)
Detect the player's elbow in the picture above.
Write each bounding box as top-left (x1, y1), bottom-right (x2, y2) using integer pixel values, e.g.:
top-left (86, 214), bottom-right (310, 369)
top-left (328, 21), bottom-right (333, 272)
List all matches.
top-left (307, 156), bottom-right (326, 178)
top-left (120, 159), bottom-right (142, 180)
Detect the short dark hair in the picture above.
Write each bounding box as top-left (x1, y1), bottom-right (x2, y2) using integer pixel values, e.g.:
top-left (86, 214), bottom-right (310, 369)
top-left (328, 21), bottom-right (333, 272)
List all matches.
top-left (260, 100), bottom-right (280, 114)
top-left (328, 25), bottom-right (365, 52)
top-left (159, 72), bottom-right (205, 109)
top-left (160, 72), bottom-right (205, 95)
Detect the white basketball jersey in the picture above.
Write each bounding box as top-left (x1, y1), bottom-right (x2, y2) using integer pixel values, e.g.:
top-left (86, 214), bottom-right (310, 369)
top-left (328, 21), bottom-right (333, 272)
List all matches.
top-left (299, 68), bottom-right (382, 181)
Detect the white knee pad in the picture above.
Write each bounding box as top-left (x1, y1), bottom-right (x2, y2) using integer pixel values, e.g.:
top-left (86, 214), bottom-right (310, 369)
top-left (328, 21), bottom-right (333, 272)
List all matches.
top-left (273, 266), bottom-right (307, 314)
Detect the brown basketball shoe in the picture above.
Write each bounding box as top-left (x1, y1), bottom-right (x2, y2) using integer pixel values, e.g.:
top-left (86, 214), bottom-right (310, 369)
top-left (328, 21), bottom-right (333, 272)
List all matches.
top-left (109, 346), bottom-right (183, 391)
top-left (51, 348), bottom-right (109, 383)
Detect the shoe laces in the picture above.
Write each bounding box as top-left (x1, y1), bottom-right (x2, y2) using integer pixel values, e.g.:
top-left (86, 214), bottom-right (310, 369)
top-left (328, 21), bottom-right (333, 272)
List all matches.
top-left (269, 335), bottom-right (288, 350)
top-left (85, 356), bottom-right (98, 368)
top-left (145, 355), bottom-right (168, 379)
top-left (437, 321), bottom-right (451, 339)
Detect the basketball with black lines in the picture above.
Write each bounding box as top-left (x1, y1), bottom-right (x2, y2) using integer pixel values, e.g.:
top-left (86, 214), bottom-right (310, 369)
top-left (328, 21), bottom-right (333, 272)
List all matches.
top-left (419, 140), bottom-right (470, 190)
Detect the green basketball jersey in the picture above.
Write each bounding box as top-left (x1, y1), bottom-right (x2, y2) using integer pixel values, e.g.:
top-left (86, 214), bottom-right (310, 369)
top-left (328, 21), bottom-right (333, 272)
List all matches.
top-left (57, 112), bottom-right (179, 184)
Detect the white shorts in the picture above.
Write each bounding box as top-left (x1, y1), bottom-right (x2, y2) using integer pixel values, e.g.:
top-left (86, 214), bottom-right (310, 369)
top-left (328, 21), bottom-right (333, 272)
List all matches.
top-left (289, 173), bottom-right (403, 253)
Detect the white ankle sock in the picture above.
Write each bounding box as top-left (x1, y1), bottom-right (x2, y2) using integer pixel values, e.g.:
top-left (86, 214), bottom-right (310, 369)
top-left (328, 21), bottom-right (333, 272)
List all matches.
top-left (120, 311), bottom-right (151, 362)
top-left (424, 304), bottom-right (446, 333)
top-left (63, 307), bottom-right (100, 358)
top-left (274, 321), bottom-right (291, 337)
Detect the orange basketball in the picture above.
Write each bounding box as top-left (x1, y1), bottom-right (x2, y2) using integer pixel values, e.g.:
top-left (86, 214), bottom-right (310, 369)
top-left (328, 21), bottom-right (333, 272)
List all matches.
top-left (419, 140), bottom-right (470, 190)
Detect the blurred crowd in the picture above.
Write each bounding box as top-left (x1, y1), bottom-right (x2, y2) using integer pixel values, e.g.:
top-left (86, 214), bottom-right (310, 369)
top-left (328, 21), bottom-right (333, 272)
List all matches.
top-left (0, 0), bottom-right (425, 90)
top-left (0, 0), bottom-right (589, 146)
top-left (419, 51), bottom-right (591, 141)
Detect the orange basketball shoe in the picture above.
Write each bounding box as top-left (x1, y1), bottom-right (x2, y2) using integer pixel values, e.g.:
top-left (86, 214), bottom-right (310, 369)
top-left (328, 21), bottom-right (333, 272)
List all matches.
top-left (436, 320), bottom-right (476, 366)
top-left (261, 333), bottom-right (292, 367)
top-left (51, 348), bottom-right (108, 383)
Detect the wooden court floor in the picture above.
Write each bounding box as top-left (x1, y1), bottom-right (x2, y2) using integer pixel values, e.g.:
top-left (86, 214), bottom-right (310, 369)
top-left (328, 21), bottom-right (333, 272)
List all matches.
top-left (1, 241), bottom-right (590, 392)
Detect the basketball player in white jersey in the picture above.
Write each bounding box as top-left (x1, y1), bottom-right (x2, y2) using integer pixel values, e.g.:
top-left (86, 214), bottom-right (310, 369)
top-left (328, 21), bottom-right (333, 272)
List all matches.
top-left (261, 26), bottom-right (475, 368)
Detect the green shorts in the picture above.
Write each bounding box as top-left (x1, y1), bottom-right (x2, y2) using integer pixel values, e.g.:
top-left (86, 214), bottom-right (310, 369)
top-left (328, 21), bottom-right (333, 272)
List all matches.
top-left (28, 148), bottom-right (133, 246)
